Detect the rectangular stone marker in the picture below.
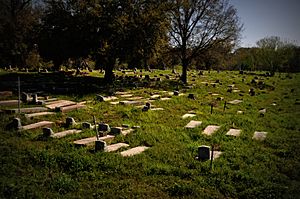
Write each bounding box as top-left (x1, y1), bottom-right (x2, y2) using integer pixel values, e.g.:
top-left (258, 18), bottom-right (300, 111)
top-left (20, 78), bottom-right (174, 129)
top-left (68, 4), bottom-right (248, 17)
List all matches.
top-left (185, 120), bottom-right (202, 128)
top-left (102, 96), bottom-right (118, 102)
top-left (46, 100), bottom-right (76, 109)
top-left (182, 113), bottom-right (196, 119)
top-left (202, 125), bottom-right (220, 136)
top-left (0, 100), bottom-right (20, 106)
top-left (7, 107), bottom-right (48, 114)
top-left (120, 94), bottom-right (133, 98)
top-left (228, 100), bottom-right (243, 105)
top-left (51, 129), bottom-right (82, 138)
top-left (0, 91), bottom-right (13, 97)
top-left (150, 95), bottom-right (160, 99)
top-left (105, 143), bottom-right (129, 152)
top-left (25, 112), bottom-right (56, 118)
top-left (120, 146), bottom-right (149, 157)
top-left (226, 129), bottom-right (241, 137)
top-left (252, 131), bottom-right (268, 141)
top-left (150, 108), bottom-right (164, 111)
top-left (119, 101), bottom-right (144, 105)
top-left (58, 104), bottom-right (86, 113)
top-left (110, 101), bottom-right (120, 105)
top-left (44, 98), bottom-right (59, 104)
top-left (198, 145), bottom-right (210, 160)
top-left (73, 135), bottom-right (115, 146)
top-left (127, 96), bottom-right (144, 100)
top-left (160, 97), bottom-right (171, 101)
top-left (20, 121), bottom-right (54, 131)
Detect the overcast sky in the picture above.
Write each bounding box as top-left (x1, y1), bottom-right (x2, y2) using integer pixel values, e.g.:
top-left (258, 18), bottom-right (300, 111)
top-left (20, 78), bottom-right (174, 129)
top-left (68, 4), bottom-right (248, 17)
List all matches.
top-left (230, 0), bottom-right (300, 47)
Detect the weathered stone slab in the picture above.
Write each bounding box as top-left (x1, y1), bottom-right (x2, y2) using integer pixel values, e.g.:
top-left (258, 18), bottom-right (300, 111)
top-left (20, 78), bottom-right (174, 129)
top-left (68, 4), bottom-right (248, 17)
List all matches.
top-left (0, 91), bottom-right (13, 97)
top-left (226, 129), bottom-right (241, 137)
top-left (98, 96), bottom-right (118, 102)
top-left (73, 135), bottom-right (115, 146)
top-left (58, 104), bottom-right (86, 113)
top-left (25, 112), bottom-right (55, 118)
top-left (252, 131), bottom-right (268, 141)
top-left (120, 94), bottom-right (133, 98)
top-left (46, 100), bottom-right (76, 109)
top-left (127, 96), bottom-right (144, 100)
top-left (150, 108), bottom-right (164, 111)
top-left (202, 125), bottom-right (220, 136)
top-left (119, 101), bottom-right (144, 105)
top-left (44, 98), bottom-right (58, 103)
top-left (185, 120), bottom-right (202, 128)
top-left (120, 146), bottom-right (149, 157)
top-left (51, 129), bottom-right (82, 138)
top-left (160, 97), bottom-right (171, 101)
top-left (228, 100), bottom-right (243, 105)
top-left (182, 113), bottom-right (196, 119)
top-left (105, 143), bottom-right (129, 152)
top-left (150, 94), bottom-right (160, 99)
top-left (20, 121), bottom-right (54, 131)
top-left (0, 100), bottom-right (20, 106)
top-left (121, 128), bottom-right (134, 136)
top-left (7, 107), bottom-right (48, 114)
top-left (110, 101), bottom-right (120, 105)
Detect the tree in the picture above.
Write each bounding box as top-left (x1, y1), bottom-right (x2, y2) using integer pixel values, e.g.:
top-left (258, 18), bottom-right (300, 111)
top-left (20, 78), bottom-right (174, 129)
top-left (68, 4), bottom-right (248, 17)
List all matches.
top-left (169, 0), bottom-right (242, 83)
top-left (0, 0), bottom-right (40, 68)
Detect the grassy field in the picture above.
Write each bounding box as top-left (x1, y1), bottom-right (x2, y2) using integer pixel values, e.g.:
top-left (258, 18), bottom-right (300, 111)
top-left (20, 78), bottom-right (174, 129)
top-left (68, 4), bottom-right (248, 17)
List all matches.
top-left (0, 70), bottom-right (299, 198)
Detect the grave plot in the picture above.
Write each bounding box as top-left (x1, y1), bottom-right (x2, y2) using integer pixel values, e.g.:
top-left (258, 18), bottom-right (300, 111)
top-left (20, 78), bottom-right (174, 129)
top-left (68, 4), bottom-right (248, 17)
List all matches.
top-left (6, 107), bottom-right (48, 114)
top-left (228, 100), bottom-right (243, 105)
top-left (226, 129), bottom-right (241, 137)
top-left (50, 129), bottom-right (82, 138)
top-left (73, 135), bottom-right (115, 146)
top-left (115, 91), bottom-right (131, 95)
top-left (25, 112), bottom-right (56, 118)
top-left (160, 97), bottom-right (171, 101)
top-left (105, 143), bottom-right (129, 152)
top-left (120, 146), bottom-right (149, 157)
top-left (196, 145), bottom-right (223, 161)
top-left (96, 95), bottom-right (118, 102)
top-left (57, 104), bottom-right (86, 113)
top-left (20, 121), bottom-right (54, 131)
top-left (45, 100), bottom-right (76, 110)
top-left (110, 127), bottom-right (134, 136)
top-left (202, 125), bottom-right (220, 136)
top-left (185, 120), bottom-right (202, 128)
top-left (182, 113), bottom-right (196, 119)
top-left (0, 100), bottom-right (21, 106)
top-left (252, 131), bottom-right (268, 141)
top-left (119, 101), bottom-right (144, 106)
top-left (127, 96), bottom-right (144, 101)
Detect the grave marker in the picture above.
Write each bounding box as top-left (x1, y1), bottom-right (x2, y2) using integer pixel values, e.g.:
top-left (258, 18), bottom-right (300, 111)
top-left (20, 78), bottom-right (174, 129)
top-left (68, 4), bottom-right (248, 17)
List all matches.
top-left (202, 125), bottom-right (220, 136)
top-left (182, 113), bottom-right (196, 119)
top-left (20, 121), bottom-right (53, 131)
top-left (185, 120), bottom-right (202, 128)
top-left (226, 129), bottom-right (241, 137)
top-left (120, 146), bottom-right (149, 157)
top-left (105, 143), bottom-right (129, 152)
top-left (252, 131), bottom-right (268, 141)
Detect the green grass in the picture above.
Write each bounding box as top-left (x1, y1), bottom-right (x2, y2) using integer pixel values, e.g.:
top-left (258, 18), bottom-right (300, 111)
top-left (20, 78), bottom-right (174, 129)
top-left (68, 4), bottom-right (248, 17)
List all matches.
top-left (0, 70), bottom-right (299, 198)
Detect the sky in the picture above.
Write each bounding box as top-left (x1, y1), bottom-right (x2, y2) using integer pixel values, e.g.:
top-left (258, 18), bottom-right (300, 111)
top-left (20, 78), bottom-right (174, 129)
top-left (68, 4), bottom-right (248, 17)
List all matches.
top-left (230, 0), bottom-right (300, 47)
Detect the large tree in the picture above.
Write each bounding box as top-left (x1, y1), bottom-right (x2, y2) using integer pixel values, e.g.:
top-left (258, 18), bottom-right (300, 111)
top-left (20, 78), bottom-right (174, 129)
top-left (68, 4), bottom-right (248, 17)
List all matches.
top-left (169, 0), bottom-right (242, 83)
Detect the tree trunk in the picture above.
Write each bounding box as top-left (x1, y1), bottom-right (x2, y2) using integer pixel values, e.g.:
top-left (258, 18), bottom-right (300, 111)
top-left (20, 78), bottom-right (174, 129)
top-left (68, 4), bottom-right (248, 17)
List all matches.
top-left (181, 58), bottom-right (188, 84)
top-left (104, 59), bottom-right (115, 84)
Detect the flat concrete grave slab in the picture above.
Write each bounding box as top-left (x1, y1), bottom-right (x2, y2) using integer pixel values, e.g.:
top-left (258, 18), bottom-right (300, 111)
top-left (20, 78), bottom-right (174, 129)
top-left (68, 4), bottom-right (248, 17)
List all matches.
top-left (233, 89), bottom-right (240, 93)
top-left (211, 93), bottom-right (220, 96)
top-left (20, 121), bottom-right (53, 131)
top-left (185, 120), bottom-right (202, 129)
top-left (226, 129), bottom-right (241, 137)
top-left (210, 151), bottom-right (223, 160)
top-left (202, 125), bottom-right (220, 136)
top-left (252, 131), bottom-right (268, 141)
top-left (0, 91), bottom-right (13, 97)
top-left (46, 100), bottom-right (76, 109)
top-left (101, 96), bottom-right (118, 102)
top-left (150, 94), bottom-right (160, 99)
top-left (150, 108), bottom-right (164, 111)
top-left (122, 128), bottom-right (134, 136)
top-left (7, 107), bottom-right (48, 114)
top-left (160, 97), bottom-right (171, 101)
top-left (73, 135), bottom-right (115, 146)
top-left (127, 96), bottom-right (144, 101)
top-left (51, 129), bottom-right (82, 138)
top-left (44, 98), bottom-right (59, 104)
top-left (120, 146), bottom-right (149, 157)
top-left (182, 113), bottom-right (196, 119)
top-left (105, 143), bottom-right (129, 152)
top-left (228, 100), bottom-right (243, 105)
top-left (110, 101), bottom-right (120, 105)
top-left (120, 94), bottom-right (133, 98)
top-left (0, 100), bottom-right (21, 106)
top-left (119, 101), bottom-right (144, 106)
top-left (58, 104), bottom-right (86, 113)
top-left (25, 112), bottom-right (56, 118)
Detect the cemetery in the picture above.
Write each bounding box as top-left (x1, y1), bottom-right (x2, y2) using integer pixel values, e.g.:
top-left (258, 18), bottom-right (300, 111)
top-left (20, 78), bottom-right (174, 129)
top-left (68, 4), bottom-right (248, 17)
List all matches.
top-left (0, 69), bottom-right (299, 198)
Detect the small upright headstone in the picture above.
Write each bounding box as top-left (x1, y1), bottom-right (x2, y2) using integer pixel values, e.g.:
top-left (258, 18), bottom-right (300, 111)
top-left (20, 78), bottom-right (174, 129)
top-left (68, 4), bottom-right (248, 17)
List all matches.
top-left (98, 123), bottom-right (110, 132)
top-left (95, 140), bottom-right (107, 152)
top-left (111, 127), bottom-right (122, 135)
top-left (173, 90), bottom-right (179, 96)
top-left (82, 122), bottom-right (92, 129)
top-left (188, 93), bottom-right (195, 100)
top-left (66, 117), bottom-right (76, 128)
top-left (197, 145), bottom-right (210, 161)
top-left (43, 127), bottom-right (54, 137)
top-left (12, 118), bottom-right (22, 130)
top-left (32, 94), bottom-right (38, 104)
top-left (96, 95), bottom-right (105, 102)
top-left (249, 88), bottom-right (255, 96)
top-left (21, 92), bottom-right (30, 103)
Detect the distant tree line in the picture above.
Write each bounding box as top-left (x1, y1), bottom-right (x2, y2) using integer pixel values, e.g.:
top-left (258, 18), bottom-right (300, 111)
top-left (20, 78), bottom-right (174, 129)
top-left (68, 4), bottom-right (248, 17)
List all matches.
top-left (0, 0), bottom-right (299, 83)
